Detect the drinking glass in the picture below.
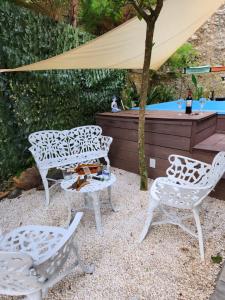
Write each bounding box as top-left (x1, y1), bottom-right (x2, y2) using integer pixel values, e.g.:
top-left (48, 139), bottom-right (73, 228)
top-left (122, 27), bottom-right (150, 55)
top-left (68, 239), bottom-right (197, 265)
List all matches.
top-left (176, 99), bottom-right (183, 115)
top-left (102, 165), bottom-right (111, 181)
top-left (62, 169), bottom-right (73, 180)
top-left (199, 98), bottom-right (206, 114)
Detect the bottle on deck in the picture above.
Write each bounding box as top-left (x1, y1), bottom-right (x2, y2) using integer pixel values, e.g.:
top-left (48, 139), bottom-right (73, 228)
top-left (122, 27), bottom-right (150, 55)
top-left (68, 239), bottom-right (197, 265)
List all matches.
top-left (185, 89), bottom-right (193, 114)
top-left (209, 90), bottom-right (214, 100)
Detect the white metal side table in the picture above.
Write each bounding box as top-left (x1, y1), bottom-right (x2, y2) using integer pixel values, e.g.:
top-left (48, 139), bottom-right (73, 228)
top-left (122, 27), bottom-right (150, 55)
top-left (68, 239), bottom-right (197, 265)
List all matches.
top-left (61, 174), bottom-right (116, 235)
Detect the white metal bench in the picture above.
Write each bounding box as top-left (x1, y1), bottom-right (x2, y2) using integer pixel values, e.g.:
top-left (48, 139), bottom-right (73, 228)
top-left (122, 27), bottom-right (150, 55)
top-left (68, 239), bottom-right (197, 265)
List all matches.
top-left (29, 125), bottom-right (112, 206)
top-left (0, 212), bottom-right (94, 300)
top-left (139, 151), bottom-right (225, 261)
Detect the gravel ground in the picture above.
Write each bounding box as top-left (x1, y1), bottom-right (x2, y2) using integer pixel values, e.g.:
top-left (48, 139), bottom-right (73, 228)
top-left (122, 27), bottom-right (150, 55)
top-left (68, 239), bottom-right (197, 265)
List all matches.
top-left (0, 167), bottom-right (225, 300)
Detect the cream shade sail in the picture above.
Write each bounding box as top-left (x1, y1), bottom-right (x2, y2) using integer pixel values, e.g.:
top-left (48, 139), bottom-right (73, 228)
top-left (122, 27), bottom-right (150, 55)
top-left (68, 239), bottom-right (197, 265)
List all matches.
top-left (1, 0), bottom-right (224, 72)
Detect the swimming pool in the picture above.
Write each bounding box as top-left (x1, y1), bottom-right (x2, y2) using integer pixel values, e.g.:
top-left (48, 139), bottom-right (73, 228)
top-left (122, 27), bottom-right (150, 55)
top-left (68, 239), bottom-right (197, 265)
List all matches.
top-left (132, 100), bottom-right (225, 115)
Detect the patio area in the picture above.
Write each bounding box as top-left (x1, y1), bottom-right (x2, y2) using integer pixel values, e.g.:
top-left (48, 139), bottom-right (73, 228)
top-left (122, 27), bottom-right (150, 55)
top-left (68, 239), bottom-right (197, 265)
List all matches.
top-left (0, 167), bottom-right (224, 300)
top-left (1, 1), bottom-right (225, 299)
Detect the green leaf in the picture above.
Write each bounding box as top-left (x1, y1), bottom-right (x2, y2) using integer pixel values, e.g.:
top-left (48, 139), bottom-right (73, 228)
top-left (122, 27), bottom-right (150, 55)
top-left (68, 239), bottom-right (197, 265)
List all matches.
top-left (211, 254), bottom-right (223, 264)
top-left (0, 1), bottom-right (126, 182)
top-left (191, 74), bottom-right (198, 88)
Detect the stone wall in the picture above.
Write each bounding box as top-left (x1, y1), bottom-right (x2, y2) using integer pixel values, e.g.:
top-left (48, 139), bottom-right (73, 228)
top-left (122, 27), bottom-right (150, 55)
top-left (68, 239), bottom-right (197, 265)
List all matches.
top-left (130, 4), bottom-right (225, 99)
top-left (187, 4), bottom-right (225, 98)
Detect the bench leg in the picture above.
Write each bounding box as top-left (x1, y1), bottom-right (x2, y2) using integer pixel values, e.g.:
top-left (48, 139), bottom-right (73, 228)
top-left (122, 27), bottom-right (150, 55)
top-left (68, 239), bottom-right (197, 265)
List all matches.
top-left (40, 169), bottom-right (49, 206)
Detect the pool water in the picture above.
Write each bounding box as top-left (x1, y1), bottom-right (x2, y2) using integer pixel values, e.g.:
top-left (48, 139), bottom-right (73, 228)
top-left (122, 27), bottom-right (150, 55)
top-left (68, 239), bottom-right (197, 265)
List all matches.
top-left (132, 100), bottom-right (225, 115)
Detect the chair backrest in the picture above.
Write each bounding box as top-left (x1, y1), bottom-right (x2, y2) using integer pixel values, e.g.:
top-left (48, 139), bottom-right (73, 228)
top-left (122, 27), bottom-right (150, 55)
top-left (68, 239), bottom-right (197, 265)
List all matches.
top-left (29, 125), bottom-right (102, 164)
top-left (166, 155), bottom-right (211, 186)
top-left (205, 151), bottom-right (225, 188)
top-left (166, 152), bottom-right (225, 190)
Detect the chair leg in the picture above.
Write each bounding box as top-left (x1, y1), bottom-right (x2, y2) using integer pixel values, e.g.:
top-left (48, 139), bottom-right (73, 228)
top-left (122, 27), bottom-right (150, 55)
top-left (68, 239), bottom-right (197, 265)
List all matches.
top-left (40, 169), bottom-right (49, 206)
top-left (73, 242), bottom-right (94, 274)
top-left (193, 206), bottom-right (205, 261)
top-left (25, 291), bottom-right (42, 300)
top-left (139, 199), bottom-right (159, 243)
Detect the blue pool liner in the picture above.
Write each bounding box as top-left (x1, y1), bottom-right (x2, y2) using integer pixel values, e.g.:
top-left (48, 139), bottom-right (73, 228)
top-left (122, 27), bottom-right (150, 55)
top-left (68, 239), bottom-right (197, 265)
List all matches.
top-left (131, 100), bottom-right (225, 115)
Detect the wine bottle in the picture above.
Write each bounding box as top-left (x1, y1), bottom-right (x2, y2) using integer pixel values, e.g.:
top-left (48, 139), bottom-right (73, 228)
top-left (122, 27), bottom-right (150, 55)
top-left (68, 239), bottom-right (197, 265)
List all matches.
top-left (185, 89), bottom-right (193, 114)
top-left (209, 90), bottom-right (214, 100)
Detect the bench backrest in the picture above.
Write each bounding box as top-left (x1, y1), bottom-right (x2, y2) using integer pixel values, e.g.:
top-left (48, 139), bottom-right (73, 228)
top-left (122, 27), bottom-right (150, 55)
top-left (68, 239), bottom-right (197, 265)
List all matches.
top-left (28, 125), bottom-right (103, 164)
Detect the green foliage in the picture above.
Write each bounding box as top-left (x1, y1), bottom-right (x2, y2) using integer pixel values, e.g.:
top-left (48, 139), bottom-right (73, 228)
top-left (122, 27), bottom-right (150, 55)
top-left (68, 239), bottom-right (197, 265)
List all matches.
top-left (79, 0), bottom-right (158, 34)
top-left (211, 253), bottom-right (223, 264)
top-left (0, 1), bottom-right (125, 181)
top-left (191, 74), bottom-right (204, 100)
top-left (79, 0), bottom-right (123, 34)
top-left (167, 43), bottom-right (198, 73)
top-left (121, 78), bottom-right (139, 109)
top-left (147, 84), bottom-right (175, 104)
top-left (191, 74), bottom-right (197, 87)
top-left (13, 0), bottom-right (70, 21)
top-left (0, 74), bottom-right (24, 179)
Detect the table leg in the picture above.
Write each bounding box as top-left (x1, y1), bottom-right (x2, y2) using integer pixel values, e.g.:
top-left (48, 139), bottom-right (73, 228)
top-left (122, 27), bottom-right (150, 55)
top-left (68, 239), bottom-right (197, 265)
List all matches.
top-left (91, 192), bottom-right (103, 236)
top-left (84, 193), bottom-right (93, 209)
top-left (84, 192), bottom-right (88, 206)
top-left (64, 191), bottom-right (73, 227)
top-left (107, 186), bottom-right (116, 212)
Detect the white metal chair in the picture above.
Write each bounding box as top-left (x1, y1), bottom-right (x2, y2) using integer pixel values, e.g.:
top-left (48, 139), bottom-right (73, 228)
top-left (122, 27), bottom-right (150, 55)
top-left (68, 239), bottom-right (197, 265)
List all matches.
top-left (0, 212), bottom-right (94, 299)
top-left (139, 151), bottom-right (225, 261)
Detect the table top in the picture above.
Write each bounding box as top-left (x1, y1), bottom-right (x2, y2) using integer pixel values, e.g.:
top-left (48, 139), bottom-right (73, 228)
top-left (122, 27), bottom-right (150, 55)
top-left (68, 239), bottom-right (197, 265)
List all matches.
top-left (61, 173), bottom-right (116, 193)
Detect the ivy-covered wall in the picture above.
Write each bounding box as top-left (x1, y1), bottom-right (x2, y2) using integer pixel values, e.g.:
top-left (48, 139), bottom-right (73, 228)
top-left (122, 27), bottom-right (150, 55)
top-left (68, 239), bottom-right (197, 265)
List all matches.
top-left (0, 1), bottom-right (125, 182)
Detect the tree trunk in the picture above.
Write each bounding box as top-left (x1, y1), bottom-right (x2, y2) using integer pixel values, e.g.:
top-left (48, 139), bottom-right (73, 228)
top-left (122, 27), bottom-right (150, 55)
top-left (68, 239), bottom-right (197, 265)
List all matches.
top-left (70, 0), bottom-right (79, 27)
top-left (138, 22), bottom-right (155, 191)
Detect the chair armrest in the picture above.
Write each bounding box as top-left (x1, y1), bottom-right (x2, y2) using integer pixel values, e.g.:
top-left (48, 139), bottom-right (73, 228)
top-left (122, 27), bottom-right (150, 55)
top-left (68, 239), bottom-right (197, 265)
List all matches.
top-left (151, 177), bottom-right (212, 208)
top-left (67, 212), bottom-right (83, 235)
top-left (0, 251), bottom-right (34, 273)
top-left (100, 135), bottom-right (113, 152)
top-left (166, 154), bottom-right (211, 186)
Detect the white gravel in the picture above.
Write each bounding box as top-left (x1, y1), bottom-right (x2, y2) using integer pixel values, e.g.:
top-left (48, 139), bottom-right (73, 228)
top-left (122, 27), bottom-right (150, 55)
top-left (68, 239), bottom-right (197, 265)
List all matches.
top-left (0, 167), bottom-right (225, 300)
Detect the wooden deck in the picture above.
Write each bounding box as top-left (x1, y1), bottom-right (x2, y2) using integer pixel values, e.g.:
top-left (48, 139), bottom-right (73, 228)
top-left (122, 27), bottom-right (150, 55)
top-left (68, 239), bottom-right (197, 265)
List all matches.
top-left (96, 110), bottom-right (225, 199)
top-left (99, 110), bottom-right (215, 120)
top-left (194, 133), bottom-right (225, 152)
top-left (217, 115), bottom-right (225, 132)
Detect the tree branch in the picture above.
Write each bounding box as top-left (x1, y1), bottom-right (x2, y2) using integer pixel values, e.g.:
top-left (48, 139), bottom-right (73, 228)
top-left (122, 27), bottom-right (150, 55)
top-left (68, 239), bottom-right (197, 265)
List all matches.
top-left (130, 0), bottom-right (148, 21)
top-left (153, 0), bottom-right (164, 18)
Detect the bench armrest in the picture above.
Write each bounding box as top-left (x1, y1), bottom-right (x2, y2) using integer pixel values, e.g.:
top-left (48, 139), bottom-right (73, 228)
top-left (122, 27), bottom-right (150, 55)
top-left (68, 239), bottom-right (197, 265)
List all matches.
top-left (29, 146), bottom-right (42, 166)
top-left (100, 135), bottom-right (113, 153)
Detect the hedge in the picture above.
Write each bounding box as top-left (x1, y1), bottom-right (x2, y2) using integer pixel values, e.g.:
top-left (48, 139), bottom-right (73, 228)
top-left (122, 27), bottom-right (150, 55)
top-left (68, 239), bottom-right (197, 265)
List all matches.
top-left (0, 1), bottom-right (125, 182)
